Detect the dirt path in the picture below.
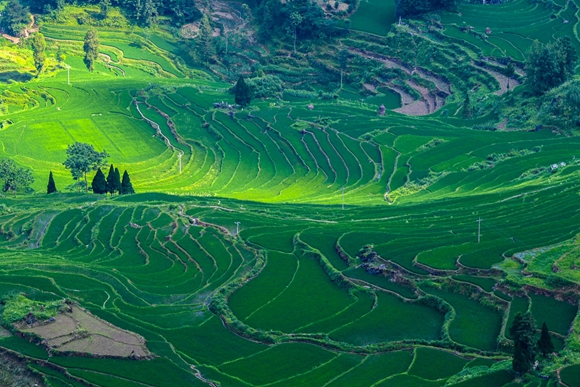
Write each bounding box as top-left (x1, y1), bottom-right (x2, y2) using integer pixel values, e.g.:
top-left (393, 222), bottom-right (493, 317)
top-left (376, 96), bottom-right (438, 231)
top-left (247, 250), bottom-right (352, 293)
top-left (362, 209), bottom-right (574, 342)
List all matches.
top-left (135, 101), bottom-right (183, 158)
top-left (392, 80), bottom-right (436, 116)
top-left (99, 53), bottom-right (126, 77)
top-left (1, 14), bottom-right (37, 44)
top-left (408, 80), bottom-right (436, 112)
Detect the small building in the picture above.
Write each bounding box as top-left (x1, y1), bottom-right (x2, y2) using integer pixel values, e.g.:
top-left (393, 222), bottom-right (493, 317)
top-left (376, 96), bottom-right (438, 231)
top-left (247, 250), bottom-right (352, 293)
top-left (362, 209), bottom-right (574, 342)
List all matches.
top-left (307, 103), bottom-right (314, 110)
top-left (485, 27), bottom-right (492, 34)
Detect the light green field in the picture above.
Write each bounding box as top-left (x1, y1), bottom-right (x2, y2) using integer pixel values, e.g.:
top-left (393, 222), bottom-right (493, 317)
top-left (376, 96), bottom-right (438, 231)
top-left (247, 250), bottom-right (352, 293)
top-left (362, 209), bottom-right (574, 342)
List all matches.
top-left (0, 3), bottom-right (580, 386)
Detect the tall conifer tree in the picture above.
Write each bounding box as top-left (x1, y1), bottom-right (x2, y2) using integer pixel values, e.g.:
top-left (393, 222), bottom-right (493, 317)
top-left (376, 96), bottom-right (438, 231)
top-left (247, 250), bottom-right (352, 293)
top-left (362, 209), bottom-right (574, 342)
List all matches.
top-left (47, 171), bottom-right (57, 194)
top-left (91, 168), bottom-right (107, 194)
top-left (106, 164), bottom-right (115, 194)
top-left (121, 170), bottom-right (135, 194)
top-left (537, 322), bottom-right (555, 357)
top-left (510, 312), bottom-right (537, 374)
top-left (234, 76), bottom-right (252, 107)
top-left (114, 167), bottom-right (121, 194)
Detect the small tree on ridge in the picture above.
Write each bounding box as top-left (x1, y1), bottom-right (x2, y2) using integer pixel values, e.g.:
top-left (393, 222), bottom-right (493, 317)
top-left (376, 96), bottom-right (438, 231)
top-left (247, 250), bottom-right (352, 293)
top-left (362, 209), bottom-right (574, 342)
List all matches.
top-left (234, 76), bottom-right (251, 107)
top-left (47, 171), bottom-right (57, 194)
top-left (537, 322), bottom-right (555, 357)
top-left (63, 142), bottom-right (109, 192)
top-left (83, 28), bottom-right (99, 72)
top-left (91, 168), bottom-right (107, 194)
top-left (31, 32), bottom-right (46, 75)
top-left (121, 170), bottom-right (135, 194)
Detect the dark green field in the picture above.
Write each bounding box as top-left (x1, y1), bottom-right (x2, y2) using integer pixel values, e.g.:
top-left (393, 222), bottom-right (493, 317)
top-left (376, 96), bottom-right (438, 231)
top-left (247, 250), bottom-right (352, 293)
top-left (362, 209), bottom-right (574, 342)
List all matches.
top-left (0, 0), bottom-right (579, 386)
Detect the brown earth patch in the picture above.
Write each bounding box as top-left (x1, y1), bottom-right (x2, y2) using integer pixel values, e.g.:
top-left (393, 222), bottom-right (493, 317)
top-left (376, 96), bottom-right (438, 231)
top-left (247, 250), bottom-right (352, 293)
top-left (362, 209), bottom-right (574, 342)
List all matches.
top-left (0, 326), bottom-right (11, 338)
top-left (19, 306), bottom-right (151, 359)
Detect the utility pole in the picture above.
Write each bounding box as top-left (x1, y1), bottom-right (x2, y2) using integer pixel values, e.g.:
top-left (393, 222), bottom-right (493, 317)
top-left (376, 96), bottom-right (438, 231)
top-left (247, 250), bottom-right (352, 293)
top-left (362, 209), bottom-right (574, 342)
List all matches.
top-left (235, 221), bottom-right (240, 236)
top-left (342, 186), bottom-right (345, 210)
top-left (477, 218), bottom-right (482, 243)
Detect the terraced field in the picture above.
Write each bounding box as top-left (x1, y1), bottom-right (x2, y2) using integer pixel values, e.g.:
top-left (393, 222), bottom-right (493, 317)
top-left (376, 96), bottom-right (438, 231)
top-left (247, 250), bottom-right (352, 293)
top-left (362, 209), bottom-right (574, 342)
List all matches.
top-left (0, 1), bottom-right (580, 386)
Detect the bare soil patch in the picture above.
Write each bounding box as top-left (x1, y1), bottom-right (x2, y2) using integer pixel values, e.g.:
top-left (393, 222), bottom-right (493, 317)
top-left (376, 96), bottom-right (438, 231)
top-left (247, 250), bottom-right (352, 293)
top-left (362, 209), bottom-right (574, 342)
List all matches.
top-left (0, 326), bottom-right (11, 338)
top-left (19, 306), bottom-right (151, 358)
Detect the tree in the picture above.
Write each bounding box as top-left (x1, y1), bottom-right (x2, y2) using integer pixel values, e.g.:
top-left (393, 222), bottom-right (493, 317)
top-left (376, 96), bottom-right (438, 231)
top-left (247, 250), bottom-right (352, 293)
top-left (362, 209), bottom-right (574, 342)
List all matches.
top-left (527, 38), bottom-right (578, 95)
top-left (83, 28), bottom-right (100, 72)
top-left (63, 142), bottom-right (109, 192)
top-left (0, 159), bottom-right (34, 195)
top-left (31, 33), bottom-right (46, 75)
top-left (91, 168), bottom-right (107, 194)
top-left (556, 36), bottom-right (577, 80)
top-left (56, 45), bottom-right (66, 64)
top-left (505, 61), bottom-right (515, 91)
top-left (47, 171), bottom-right (57, 194)
top-left (537, 322), bottom-right (555, 357)
top-left (100, 0), bottom-right (111, 19)
top-left (141, 0), bottom-right (158, 26)
top-left (114, 167), bottom-right (121, 194)
top-left (234, 76), bottom-right (252, 107)
top-left (462, 92), bottom-right (471, 118)
top-left (0, 0), bottom-right (30, 36)
top-left (196, 14), bottom-right (215, 63)
top-left (106, 164), bottom-right (116, 195)
top-left (288, 11), bottom-right (303, 54)
top-left (395, 0), bottom-right (458, 17)
top-left (510, 312), bottom-right (537, 374)
top-left (121, 170), bottom-right (135, 194)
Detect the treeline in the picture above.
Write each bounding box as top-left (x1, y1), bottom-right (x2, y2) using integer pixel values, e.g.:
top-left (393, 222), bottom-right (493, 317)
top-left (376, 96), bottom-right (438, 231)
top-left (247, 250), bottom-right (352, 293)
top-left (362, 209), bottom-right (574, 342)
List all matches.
top-left (20, 0), bottom-right (199, 26)
top-left (256, 0), bottom-right (342, 44)
top-left (526, 37), bottom-right (577, 95)
top-left (395, 0), bottom-right (458, 17)
top-left (91, 164), bottom-right (135, 195)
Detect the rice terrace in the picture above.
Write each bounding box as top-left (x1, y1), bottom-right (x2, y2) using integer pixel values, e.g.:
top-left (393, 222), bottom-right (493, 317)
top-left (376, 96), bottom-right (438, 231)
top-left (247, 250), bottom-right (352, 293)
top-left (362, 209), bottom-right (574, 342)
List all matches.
top-left (1, 0), bottom-right (580, 386)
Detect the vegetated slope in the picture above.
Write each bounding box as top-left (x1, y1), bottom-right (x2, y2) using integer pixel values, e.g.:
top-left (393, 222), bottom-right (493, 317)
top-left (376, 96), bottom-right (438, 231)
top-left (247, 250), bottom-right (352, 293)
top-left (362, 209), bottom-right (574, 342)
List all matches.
top-left (0, 2), bottom-right (579, 386)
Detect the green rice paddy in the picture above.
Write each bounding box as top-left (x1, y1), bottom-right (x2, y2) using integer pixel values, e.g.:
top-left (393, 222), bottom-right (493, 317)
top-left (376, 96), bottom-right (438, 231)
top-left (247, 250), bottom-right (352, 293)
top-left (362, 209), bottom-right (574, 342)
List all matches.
top-left (0, 1), bottom-right (579, 385)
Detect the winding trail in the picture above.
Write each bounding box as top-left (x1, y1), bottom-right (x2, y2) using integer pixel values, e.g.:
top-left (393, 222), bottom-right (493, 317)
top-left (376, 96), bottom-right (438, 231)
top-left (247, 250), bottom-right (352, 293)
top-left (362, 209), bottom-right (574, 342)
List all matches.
top-left (134, 101), bottom-right (184, 159)
top-left (99, 53), bottom-right (126, 77)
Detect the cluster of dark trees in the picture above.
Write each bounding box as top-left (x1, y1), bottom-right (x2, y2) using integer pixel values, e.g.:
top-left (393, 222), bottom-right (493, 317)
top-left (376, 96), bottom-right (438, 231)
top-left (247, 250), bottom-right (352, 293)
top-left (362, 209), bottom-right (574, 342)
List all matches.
top-left (510, 312), bottom-right (555, 374)
top-left (526, 37), bottom-right (577, 95)
top-left (395, 0), bottom-right (458, 17)
top-left (256, 0), bottom-right (340, 45)
top-left (63, 142), bottom-right (134, 195)
top-left (91, 164), bottom-right (134, 195)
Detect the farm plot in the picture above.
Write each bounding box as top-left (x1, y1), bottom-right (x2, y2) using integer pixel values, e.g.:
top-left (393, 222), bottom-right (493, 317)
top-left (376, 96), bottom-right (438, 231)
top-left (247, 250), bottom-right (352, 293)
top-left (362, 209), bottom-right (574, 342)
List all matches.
top-left (19, 305), bottom-right (151, 358)
top-left (349, 0), bottom-right (397, 36)
top-left (408, 347), bottom-right (470, 381)
top-left (420, 285), bottom-right (503, 351)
